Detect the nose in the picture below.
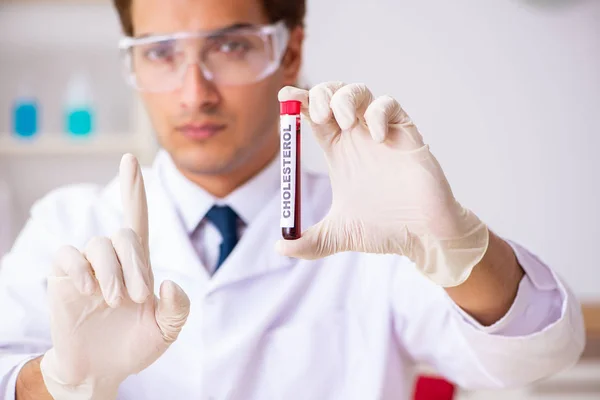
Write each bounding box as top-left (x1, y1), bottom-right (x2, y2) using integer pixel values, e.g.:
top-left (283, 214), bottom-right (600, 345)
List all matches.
top-left (179, 63), bottom-right (220, 111)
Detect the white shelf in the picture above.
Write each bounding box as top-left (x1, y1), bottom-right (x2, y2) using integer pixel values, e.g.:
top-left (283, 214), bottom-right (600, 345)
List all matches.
top-left (0, 134), bottom-right (145, 156)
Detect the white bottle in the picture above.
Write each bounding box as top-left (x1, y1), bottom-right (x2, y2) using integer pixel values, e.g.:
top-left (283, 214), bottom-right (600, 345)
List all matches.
top-left (64, 73), bottom-right (95, 137)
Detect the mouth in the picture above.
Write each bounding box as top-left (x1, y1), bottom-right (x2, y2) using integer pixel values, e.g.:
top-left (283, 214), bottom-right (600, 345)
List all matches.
top-left (176, 123), bottom-right (227, 140)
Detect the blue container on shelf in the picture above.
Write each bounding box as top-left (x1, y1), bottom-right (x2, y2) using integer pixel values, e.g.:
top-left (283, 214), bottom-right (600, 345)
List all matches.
top-left (65, 73), bottom-right (95, 137)
top-left (67, 107), bottom-right (94, 136)
top-left (12, 97), bottom-right (39, 138)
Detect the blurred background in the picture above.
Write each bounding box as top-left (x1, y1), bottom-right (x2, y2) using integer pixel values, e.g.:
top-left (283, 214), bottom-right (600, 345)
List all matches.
top-left (0, 0), bottom-right (598, 398)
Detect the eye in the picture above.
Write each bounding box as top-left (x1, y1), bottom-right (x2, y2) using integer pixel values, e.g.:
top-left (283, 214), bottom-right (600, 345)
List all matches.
top-left (219, 39), bottom-right (251, 54)
top-left (143, 41), bottom-right (176, 62)
top-left (205, 34), bottom-right (255, 58)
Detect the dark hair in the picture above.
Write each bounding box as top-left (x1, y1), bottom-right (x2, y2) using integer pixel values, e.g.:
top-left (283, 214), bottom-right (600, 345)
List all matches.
top-left (112, 0), bottom-right (306, 36)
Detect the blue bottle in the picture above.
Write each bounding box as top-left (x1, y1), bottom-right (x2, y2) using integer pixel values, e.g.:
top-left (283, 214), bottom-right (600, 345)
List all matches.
top-left (67, 107), bottom-right (93, 136)
top-left (12, 97), bottom-right (39, 138)
top-left (65, 73), bottom-right (94, 137)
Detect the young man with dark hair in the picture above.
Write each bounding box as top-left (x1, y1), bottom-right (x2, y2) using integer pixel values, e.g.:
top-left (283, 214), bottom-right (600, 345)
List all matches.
top-left (0, 0), bottom-right (584, 399)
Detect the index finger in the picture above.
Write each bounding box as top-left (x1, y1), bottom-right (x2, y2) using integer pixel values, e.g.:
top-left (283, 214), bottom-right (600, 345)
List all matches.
top-left (279, 82), bottom-right (345, 148)
top-left (278, 86), bottom-right (309, 114)
top-left (120, 153), bottom-right (149, 258)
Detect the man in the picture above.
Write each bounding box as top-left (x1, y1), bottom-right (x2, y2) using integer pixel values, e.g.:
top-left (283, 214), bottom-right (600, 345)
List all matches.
top-left (0, 0), bottom-right (585, 399)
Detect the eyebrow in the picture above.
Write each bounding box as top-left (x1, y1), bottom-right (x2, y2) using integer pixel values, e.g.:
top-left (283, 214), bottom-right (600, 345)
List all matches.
top-left (135, 22), bottom-right (256, 39)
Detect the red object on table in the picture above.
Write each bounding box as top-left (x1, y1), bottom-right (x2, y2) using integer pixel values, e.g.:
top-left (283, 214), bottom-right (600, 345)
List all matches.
top-left (413, 375), bottom-right (456, 400)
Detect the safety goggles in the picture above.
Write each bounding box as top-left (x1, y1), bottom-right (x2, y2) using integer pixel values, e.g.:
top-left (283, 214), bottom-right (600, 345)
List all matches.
top-left (118, 21), bottom-right (290, 93)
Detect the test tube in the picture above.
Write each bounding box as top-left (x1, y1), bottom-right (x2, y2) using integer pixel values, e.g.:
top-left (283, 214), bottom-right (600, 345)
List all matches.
top-left (280, 100), bottom-right (302, 240)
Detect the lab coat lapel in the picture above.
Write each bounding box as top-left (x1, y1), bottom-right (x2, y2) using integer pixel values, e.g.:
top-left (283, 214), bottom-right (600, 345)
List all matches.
top-left (207, 193), bottom-right (293, 290)
top-left (102, 164), bottom-right (209, 284)
top-left (145, 175), bottom-right (209, 283)
top-left (208, 170), bottom-right (318, 291)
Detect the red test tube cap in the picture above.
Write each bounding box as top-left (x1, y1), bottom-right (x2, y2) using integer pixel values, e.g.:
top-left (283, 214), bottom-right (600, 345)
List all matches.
top-left (280, 100), bottom-right (302, 115)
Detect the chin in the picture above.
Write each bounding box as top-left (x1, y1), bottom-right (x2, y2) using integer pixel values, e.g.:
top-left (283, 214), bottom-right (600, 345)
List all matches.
top-left (173, 145), bottom-right (241, 176)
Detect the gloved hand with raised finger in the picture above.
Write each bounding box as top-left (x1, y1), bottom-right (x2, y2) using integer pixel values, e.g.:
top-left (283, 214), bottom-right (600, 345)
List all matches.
top-left (39, 154), bottom-right (191, 400)
top-left (277, 82), bottom-right (489, 287)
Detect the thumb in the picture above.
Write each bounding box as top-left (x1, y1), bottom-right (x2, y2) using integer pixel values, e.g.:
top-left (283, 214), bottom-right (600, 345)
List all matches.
top-left (155, 280), bottom-right (190, 344)
top-left (275, 220), bottom-right (335, 260)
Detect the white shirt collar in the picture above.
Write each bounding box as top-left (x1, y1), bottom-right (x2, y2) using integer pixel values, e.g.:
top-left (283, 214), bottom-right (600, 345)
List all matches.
top-left (156, 149), bottom-right (280, 233)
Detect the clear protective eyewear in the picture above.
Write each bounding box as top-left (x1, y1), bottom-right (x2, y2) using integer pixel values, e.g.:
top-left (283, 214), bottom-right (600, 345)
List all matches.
top-left (118, 21), bottom-right (290, 93)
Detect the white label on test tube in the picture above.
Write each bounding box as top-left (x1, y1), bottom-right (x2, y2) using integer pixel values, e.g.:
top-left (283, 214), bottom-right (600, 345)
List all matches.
top-left (280, 114), bottom-right (297, 228)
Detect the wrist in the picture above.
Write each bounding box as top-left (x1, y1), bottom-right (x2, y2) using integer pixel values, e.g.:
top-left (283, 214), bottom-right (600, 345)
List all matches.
top-left (40, 350), bottom-right (121, 400)
top-left (16, 356), bottom-right (53, 400)
top-left (445, 231), bottom-right (524, 325)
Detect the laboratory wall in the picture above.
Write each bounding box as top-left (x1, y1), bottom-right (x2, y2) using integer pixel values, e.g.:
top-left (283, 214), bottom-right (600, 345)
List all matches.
top-left (301, 0), bottom-right (600, 300)
top-left (0, 3), bottom-right (143, 247)
top-left (0, 0), bottom-right (599, 301)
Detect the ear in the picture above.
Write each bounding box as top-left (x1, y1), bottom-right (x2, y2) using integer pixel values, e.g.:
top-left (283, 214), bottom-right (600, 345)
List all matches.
top-left (281, 26), bottom-right (305, 87)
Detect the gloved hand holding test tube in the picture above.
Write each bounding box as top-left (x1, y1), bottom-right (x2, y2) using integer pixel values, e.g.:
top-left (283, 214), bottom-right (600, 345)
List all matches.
top-left (277, 82), bottom-right (489, 288)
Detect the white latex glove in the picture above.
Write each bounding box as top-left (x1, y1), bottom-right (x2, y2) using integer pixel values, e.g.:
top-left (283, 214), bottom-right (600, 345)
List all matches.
top-left (277, 82), bottom-right (489, 287)
top-left (40, 154), bottom-right (190, 400)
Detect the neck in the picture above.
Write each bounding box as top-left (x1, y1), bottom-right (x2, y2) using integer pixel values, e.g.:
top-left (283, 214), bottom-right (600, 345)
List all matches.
top-left (178, 143), bottom-right (279, 199)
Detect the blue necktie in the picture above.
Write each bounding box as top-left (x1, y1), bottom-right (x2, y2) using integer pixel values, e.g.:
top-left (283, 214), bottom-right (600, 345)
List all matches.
top-left (205, 205), bottom-right (240, 271)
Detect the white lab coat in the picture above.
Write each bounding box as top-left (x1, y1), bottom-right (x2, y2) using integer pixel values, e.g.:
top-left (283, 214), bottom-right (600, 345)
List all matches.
top-left (0, 151), bottom-right (585, 400)
top-left (0, 180), bottom-right (12, 258)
